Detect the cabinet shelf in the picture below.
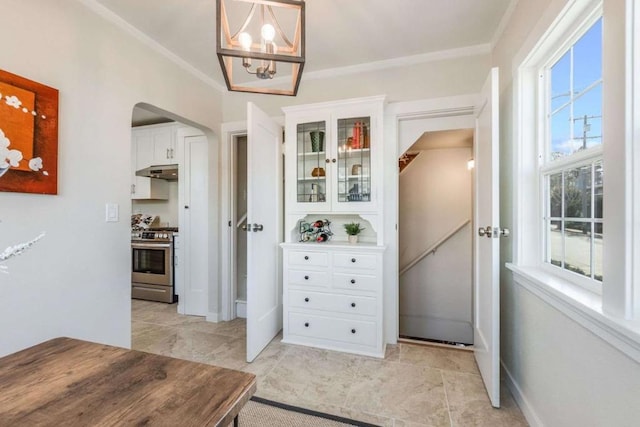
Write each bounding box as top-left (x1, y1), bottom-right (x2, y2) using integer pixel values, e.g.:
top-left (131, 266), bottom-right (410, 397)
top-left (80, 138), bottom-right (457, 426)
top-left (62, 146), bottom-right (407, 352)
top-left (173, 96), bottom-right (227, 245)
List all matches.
top-left (298, 177), bottom-right (328, 182)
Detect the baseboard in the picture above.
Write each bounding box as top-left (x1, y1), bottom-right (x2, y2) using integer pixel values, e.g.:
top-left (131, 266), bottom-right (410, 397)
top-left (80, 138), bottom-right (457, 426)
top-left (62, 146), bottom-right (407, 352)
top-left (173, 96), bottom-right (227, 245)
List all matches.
top-left (501, 362), bottom-right (544, 427)
top-left (206, 311), bottom-right (220, 322)
top-left (236, 300), bottom-right (247, 318)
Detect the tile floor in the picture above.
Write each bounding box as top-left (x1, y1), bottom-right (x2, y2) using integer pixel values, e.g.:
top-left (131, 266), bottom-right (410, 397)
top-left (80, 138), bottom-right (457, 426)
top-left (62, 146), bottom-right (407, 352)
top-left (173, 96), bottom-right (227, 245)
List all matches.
top-left (131, 300), bottom-right (528, 427)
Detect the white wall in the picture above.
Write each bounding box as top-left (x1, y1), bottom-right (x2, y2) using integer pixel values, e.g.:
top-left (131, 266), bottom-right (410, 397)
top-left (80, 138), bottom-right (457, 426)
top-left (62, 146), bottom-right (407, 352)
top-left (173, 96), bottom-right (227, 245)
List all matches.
top-left (222, 54), bottom-right (491, 122)
top-left (0, 0), bottom-right (222, 355)
top-left (494, 0), bottom-right (640, 425)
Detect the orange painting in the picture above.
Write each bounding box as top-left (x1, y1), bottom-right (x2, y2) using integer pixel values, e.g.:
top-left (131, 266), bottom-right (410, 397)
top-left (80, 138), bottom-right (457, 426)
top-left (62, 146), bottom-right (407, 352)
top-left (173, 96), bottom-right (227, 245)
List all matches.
top-left (0, 69), bottom-right (58, 194)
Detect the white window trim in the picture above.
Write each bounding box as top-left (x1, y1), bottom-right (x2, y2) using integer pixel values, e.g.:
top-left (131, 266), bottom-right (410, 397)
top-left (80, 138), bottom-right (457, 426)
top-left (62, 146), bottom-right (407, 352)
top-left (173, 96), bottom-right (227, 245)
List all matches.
top-left (509, 0), bottom-right (640, 363)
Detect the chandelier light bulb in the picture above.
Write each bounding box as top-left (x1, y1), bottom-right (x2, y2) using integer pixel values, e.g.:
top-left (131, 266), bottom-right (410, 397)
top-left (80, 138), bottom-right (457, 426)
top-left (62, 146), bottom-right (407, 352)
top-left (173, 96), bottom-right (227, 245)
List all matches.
top-left (261, 24), bottom-right (275, 41)
top-left (238, 32), bottom-right (252, 50)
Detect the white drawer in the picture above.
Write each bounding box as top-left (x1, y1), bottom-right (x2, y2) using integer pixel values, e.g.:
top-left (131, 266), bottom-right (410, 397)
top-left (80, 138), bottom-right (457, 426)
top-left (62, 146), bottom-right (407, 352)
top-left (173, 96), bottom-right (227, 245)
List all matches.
top-left (333, 252), bottom-right (378, 270)
top-left (288, 312), bottom-right (377, 347)
top-left (288, 269), bottom-right (329, 287)
top-left (332, 272), bottom-right (379, 293)
top-left (289, 250), bottom-right (329, 267)
top-left (289, 290), bottom-right (377, 316)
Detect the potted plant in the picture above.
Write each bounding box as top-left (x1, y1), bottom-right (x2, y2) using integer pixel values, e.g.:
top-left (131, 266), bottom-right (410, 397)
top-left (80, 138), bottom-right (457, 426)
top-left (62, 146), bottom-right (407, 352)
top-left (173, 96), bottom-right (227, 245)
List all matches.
top-left (343, 222), bottom-right (364, 244)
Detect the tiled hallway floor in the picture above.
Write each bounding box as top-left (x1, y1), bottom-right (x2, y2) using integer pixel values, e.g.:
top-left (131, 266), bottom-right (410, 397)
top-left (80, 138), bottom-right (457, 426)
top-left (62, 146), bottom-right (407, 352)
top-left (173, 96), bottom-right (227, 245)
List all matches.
top-left (132, 300), bottom-right (528, 427)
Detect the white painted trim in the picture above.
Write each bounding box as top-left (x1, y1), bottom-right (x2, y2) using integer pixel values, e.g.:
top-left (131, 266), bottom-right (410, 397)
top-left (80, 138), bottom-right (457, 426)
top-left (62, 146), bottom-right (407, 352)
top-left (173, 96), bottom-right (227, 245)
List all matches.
top-left (630, 0), bottom-right (640, 317)
top-left (501, 362), bottom-right (544, 427)
top-left (302, 45), bottom-right (491, 82)
top-left (233, 45), bottom-right (491, 90)
top-left (220, 121), bottom-right (248, 321)
top-left (206, 311), bottom-right (220, 322)
top-left (489, 0), bottom-right (520, 50)
top-left (508, 264), bottom-right (640, 363)
top-left (78, 0), bottom-right (225, 92)
top-left (384, 93), bottom-right (479, 346)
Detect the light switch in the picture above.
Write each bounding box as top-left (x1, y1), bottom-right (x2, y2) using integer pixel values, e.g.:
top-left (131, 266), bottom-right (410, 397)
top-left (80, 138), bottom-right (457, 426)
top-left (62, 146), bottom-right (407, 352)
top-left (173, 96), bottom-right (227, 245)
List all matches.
top-left (105, 203), bottom-right (119, 222)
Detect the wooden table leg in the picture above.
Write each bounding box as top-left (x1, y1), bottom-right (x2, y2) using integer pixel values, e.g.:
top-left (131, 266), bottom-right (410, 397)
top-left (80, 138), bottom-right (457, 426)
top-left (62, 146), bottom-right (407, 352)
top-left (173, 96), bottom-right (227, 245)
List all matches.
top-left (234, 414), bottom-right (239, 427)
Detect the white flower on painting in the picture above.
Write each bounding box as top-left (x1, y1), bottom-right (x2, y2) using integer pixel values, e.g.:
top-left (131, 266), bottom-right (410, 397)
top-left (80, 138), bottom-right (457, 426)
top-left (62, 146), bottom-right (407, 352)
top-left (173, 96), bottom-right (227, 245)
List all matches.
top-left (29, 157), bottom-right (43, 171)
top-left (5, 95), bottom-right (22, 109)
top-left (43, 171), bottom-right (49, 176)
top-left (0, 128), bottom-right (23, 168)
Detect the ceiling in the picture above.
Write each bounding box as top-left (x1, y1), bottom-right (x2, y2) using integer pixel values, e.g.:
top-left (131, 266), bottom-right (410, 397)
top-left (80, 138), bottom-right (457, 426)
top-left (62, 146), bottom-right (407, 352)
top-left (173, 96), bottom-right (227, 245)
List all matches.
top-left (410, 129), bottom-right (474, 152)
top-left (94, 0), bottom-right (514, 93)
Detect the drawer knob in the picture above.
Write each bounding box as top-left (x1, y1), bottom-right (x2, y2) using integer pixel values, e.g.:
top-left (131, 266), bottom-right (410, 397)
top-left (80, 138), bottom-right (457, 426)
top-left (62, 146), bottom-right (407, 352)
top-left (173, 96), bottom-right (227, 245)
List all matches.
top-left (304, 275), bottom-right (309, 280)
top-left (351, 302), bottom-right (356, 308)
top-left (304, 256), bottom-right (309, 260)
top-left (304, 322), bottom-right (310, 327)
top-left (351, 258), bottom-right (356, 263)
top-left (350, 279), bottom-right (356, 284)
top-left (351, 328), bottom-right (356, 334)
top-left (304, 297), bottom-right (309, 302)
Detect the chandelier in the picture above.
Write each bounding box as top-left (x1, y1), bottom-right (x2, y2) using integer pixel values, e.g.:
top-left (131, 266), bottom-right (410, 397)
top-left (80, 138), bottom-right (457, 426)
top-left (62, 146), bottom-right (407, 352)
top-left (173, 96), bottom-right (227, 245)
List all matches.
top-left (216, 0), bottom-right (305, 96)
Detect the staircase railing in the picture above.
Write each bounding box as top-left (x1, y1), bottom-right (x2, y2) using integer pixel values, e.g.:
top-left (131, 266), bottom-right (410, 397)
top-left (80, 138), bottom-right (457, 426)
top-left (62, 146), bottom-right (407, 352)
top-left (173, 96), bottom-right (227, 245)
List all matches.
top-left (399, 219), bottom-right (471, 276)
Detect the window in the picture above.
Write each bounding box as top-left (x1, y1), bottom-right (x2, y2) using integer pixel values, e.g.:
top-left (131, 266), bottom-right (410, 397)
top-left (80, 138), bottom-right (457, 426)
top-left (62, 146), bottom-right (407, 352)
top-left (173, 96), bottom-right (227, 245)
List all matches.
top-left (540, 17), bottom-right (603, 292)
top-left (511, 0), bottom-right (640, 360)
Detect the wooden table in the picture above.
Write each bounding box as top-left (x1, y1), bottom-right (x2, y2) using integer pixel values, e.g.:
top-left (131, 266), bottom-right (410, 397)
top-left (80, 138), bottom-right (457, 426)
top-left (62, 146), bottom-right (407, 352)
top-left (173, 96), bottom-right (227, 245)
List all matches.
top-left (0, 337), bottom-right (256, 426)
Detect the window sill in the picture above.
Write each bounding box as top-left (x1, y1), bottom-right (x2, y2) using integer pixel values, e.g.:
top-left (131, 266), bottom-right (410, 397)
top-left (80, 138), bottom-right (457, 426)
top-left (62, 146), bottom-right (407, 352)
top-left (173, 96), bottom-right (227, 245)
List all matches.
top-left (506, 263), bottom-right (640, 363)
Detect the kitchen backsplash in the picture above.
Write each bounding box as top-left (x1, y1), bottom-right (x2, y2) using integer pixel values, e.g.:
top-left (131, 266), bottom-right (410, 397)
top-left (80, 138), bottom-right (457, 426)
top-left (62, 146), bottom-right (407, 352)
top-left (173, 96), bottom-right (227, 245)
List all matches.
top-left (132, 181), bottom-right (179, 227)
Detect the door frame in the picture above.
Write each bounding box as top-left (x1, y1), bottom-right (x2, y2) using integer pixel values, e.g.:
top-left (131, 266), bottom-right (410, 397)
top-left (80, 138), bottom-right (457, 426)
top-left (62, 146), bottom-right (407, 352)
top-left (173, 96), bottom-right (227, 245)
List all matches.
top-left (384, 94), bottom-right (478, 344)
top-left (221, 121), bottom-right (247, 322)
top-left (220, 117), bottom-right (284, 322)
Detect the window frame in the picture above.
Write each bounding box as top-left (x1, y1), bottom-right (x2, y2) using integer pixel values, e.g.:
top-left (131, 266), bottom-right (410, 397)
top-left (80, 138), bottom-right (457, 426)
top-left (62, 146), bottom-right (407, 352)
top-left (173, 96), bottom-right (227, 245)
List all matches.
top-left (536, 9), bottom-right (604, 294)
top-left (509, 0), bottom-right (640, 362)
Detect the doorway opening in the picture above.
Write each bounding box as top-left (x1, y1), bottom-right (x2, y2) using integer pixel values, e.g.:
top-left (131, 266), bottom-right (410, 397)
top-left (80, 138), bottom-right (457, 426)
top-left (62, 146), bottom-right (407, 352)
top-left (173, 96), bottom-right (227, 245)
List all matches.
top-left (232, 134), bottom-right (248, 318)
top-left (130, 103), bottom-right (210, 320)
top-left (398, 128), bottom-right (475, 347)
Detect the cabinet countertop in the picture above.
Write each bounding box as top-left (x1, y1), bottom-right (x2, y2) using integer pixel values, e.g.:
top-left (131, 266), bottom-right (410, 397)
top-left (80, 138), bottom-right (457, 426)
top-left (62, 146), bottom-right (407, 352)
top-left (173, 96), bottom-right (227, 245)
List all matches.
top-left (281, 241), bottom-right (386, 250)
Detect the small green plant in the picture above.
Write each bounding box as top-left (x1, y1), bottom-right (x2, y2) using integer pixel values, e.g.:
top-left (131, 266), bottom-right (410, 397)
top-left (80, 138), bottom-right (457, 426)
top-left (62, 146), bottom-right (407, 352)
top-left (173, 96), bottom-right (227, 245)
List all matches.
top-left (343, 222), bottom-right (364, 236)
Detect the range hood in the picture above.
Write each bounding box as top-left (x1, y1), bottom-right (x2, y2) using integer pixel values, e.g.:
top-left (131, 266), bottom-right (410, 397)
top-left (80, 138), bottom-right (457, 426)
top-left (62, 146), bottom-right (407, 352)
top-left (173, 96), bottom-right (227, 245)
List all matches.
top-left (136, 164), bottom-right (178, 181)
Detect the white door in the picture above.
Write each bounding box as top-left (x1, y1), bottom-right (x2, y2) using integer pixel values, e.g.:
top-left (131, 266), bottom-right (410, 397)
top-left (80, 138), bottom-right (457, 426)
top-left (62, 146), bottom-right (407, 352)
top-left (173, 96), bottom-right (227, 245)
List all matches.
top-left (178, 133), bottom-right (209, 316)
top-left (246, 103), bottom-right (283, 362)
top-left (474, 67), bottom-right (502, 407)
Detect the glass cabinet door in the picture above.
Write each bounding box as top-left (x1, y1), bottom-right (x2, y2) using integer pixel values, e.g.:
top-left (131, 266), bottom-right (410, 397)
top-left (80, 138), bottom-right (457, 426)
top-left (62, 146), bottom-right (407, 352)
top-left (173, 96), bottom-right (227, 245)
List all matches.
top-left (336, 116), bottom-right (371, 204)
top-left (296, 121), bottom-right (327, 204)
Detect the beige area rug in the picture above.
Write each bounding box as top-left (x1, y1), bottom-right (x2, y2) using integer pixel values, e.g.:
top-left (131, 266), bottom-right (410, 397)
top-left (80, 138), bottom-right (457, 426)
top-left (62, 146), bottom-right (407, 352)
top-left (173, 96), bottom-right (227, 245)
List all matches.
top-left (234, 397), bottom-right (380, 427)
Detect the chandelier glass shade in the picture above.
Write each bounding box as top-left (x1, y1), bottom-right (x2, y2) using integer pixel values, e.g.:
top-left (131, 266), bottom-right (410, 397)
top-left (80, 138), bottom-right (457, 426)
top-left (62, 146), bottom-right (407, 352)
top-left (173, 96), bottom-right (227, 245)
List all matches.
top-left (216, 0), bottom-right (305, 96)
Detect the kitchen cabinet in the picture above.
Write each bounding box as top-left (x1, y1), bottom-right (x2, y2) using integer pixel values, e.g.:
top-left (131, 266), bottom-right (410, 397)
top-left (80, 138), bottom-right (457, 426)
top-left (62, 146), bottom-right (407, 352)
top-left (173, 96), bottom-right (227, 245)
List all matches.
top-left (130, 128), bottom-right (168, 200)
top-left (281, 242), bottom-right (385, 358)
top-left (283, 96), bottom-right (385, 214)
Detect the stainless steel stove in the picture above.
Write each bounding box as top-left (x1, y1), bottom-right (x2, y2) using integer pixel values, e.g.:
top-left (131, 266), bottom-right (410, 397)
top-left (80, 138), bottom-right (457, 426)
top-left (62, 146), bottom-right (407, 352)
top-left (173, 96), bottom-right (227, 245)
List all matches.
top-left (131, 228), bottom-right (177, 303)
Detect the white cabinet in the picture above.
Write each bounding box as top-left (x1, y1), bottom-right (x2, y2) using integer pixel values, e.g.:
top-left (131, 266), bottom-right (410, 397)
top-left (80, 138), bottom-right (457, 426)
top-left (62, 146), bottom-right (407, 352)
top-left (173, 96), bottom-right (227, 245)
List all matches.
top-left (281, 243), bottom-right (385, 358)
top-left (283, 96), bottom-right (385, 214)
top-left (130, 123), bottom-right (181, 200)
top-left (130, 128), bottom-right (168, 200)
top-left (281, 96), bottom-right (387, 357)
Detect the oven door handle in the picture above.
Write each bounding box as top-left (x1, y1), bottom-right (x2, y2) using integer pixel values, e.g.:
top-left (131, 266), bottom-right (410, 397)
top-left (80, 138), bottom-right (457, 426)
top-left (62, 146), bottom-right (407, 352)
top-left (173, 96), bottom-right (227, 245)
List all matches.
top-left (132, 242), bottom-right (172, 249)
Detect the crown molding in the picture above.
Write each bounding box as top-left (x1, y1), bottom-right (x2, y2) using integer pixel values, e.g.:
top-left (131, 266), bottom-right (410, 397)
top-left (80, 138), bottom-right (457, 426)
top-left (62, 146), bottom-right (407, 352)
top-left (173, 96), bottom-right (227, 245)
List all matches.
top-left (302, 44), bottom-right (491, 82)
top-left (77, 0), bottom-right (225, 92)
top-left (490, 0), bottom-right (520, 50)
top-left (78, 0), bottom-right (494, 94)
top-left (244, 43), bottom-right (491, 89)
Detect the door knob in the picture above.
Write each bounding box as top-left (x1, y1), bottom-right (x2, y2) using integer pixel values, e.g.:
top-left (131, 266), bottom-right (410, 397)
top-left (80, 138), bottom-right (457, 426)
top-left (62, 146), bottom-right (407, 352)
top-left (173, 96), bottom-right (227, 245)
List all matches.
top-left (252, 224), bottom-right (264, 232)
top-left (478, 226), bottom-right (493, 238)
top-left (478, 226), bottom-right (510, 238)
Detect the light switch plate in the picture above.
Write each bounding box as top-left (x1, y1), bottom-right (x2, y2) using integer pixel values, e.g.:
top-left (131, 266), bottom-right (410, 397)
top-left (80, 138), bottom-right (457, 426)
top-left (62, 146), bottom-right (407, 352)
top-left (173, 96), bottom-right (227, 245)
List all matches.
top-left (105, 203), bottom-right (119, 222)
